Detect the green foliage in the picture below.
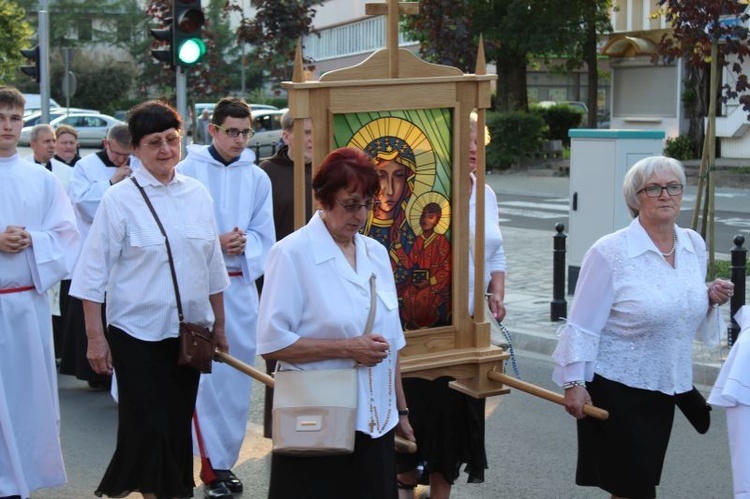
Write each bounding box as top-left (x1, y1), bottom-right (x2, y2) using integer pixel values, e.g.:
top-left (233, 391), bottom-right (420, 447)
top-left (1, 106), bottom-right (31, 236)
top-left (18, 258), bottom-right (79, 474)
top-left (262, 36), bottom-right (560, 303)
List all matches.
top-left (402, 0), bottom-right (475, 72)
top-left (663, 135), bottom-right (697, 161)
top-left (403, 0), bottom-right (612, 113)
top-left (657, 0), bottom-right (750, 114)
top-left (530, 104), bottom-right (583, 147)
top-left (486, 111), bottom-right (546, 170)
top-left (245, 88), bottom-right (287, 109)
top-left (0, 0), bottom-right (34, 81)
top-left (49, 53), bottom-right (136, 115)
top-left (229, 0), bottom-right (325, 85)
top-left (714, 259), bottom-right (750, 279)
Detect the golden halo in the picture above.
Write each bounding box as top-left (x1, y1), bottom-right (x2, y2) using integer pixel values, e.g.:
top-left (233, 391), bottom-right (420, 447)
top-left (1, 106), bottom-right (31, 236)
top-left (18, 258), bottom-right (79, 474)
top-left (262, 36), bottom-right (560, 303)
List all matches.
top-left (346, 116), bottom-right (436, 198)
top-left (406, 192), bottom-right (451, 237)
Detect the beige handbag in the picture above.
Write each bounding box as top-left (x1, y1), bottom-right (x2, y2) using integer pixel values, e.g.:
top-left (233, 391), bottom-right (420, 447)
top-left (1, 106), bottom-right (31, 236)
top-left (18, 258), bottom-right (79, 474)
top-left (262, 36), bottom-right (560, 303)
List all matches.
top-left (272, 368), bottom-right (358, 455)
top-left (271, 274), bottom-right (377, 456)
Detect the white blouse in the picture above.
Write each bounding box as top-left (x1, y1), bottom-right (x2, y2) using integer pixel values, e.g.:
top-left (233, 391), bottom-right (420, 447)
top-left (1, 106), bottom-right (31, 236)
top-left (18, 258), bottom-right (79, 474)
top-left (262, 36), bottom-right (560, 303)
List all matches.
top-left (468, 179), bottom-right (507, 315)
top-left (70, 167), bottom-right (229, 341)
top-left (552, 218), bottom-right (718, 395)
top-left (257, 212), bottom-right (406, 438)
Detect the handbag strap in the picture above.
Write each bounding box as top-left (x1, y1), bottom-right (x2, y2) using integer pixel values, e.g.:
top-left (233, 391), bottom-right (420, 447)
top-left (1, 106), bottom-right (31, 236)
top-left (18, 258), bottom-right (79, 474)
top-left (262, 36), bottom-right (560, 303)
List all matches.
top-left (364, 274), bottom-right (376, 334)
top-left (131, 177), bottom-right (185, 322)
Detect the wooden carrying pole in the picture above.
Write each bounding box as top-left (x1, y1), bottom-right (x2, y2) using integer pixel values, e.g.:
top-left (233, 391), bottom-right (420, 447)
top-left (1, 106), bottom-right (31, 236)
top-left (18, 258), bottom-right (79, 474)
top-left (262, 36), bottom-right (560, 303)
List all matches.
top-left (213, 351), bottom-right (418, 453)
top-left (488, 370), bottom-right (609, 420)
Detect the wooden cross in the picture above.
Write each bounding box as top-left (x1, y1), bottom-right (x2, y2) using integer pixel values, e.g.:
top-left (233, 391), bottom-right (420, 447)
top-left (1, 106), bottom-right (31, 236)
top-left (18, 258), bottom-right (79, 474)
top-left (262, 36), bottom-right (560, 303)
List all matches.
top-left (365, 0), bottom-right (420, 78)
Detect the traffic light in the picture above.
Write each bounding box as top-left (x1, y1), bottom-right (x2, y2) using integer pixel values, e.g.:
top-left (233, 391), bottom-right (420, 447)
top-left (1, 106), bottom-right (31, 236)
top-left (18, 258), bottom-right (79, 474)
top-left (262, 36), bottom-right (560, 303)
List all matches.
top-left (173, 0), bottom-right (206, 67)
top-left (150, 17), bottom-right (174, 65)
top-left (20, 45), bottom-right (40, 82)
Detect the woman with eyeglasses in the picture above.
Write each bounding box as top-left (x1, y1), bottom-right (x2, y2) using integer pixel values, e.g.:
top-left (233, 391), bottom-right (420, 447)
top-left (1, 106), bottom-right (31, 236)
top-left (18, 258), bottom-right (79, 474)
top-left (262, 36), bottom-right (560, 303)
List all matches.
top-left (552, 155), bottom-right (733, 499)
top-left (70, 100), bottom-right (230, 499)
top-left (257, 147), bottom-right (415, 498)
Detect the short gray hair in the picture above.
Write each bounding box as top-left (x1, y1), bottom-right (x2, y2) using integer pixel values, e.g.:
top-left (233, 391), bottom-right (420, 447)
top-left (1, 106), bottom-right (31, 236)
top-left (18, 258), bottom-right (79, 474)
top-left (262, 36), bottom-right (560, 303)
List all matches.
top-left (281, 110), bottom-right (293, 132)
top-left (30, 124), bottom-right (54, 143)
top-left (107, 123), bottom-right (131, 147)
top-left (623, 156), bottom-right (686, 218)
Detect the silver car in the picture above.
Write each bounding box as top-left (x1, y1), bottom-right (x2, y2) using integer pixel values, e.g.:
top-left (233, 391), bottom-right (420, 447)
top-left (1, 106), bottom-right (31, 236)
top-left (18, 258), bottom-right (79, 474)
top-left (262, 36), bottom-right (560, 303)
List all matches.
top-left (247, 108), bottom-right (286, 160)
top-left (19, 112), bottom-right (124, 147)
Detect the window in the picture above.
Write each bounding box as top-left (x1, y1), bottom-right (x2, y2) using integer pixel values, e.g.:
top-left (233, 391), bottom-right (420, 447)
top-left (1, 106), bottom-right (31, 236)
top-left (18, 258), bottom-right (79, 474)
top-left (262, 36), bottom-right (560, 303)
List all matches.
top-left (77, 18), bottom-right (92, 42)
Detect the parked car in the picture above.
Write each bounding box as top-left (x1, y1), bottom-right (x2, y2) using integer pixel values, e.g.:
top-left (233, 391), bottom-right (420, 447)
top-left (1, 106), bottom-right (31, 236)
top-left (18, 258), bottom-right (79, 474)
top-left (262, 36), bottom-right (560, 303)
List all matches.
top-left (23, 108), bottom-right (99, 128)
top-left (246, 108), bottom-right (286, 160)
top-left (19, 112), bottom-right (124, 147)
top-left (22, 94), bottom-right (61, 116)
top-left (536, 100), bottom-right (588, 114)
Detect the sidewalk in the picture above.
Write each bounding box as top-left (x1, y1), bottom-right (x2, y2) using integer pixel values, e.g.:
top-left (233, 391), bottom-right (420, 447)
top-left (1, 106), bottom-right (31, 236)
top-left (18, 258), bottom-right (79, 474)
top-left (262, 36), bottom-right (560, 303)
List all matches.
top-left (486, 168), bottom-right (732, 388)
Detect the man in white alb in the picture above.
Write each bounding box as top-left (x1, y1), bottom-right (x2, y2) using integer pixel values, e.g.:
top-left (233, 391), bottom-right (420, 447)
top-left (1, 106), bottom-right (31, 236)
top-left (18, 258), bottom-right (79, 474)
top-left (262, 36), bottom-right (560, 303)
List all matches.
top-left (178, 97), bottom-right (275, 499)
top-left (60, 123), bottom-right (133, 389)
top-left (0, 85), bottom-right (79, 498)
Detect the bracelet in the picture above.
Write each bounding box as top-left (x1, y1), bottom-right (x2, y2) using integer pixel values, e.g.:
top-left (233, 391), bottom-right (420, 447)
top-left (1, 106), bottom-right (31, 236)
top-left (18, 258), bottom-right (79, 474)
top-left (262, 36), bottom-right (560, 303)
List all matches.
top-left (398, 408), bottom-right (409, 416)
top-left (563, 380), bottom-right (586, 390)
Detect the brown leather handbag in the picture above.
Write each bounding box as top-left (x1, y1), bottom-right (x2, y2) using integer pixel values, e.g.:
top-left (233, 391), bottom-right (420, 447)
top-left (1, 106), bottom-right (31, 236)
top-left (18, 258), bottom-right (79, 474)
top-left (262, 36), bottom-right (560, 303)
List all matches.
top-left (132, 177), bottom-right (215, 373)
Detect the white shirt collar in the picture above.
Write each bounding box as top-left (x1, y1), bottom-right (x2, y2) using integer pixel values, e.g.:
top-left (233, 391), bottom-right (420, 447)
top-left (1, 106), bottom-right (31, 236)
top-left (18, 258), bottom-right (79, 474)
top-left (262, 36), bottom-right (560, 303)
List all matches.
top-left (626, 217), bottom-right (695, 258)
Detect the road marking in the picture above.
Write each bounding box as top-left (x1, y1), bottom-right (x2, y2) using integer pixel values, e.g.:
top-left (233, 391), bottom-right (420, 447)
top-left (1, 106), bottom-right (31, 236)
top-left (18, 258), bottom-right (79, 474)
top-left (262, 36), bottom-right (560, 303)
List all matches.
top-left (499, 201), bottom-right (569, 212)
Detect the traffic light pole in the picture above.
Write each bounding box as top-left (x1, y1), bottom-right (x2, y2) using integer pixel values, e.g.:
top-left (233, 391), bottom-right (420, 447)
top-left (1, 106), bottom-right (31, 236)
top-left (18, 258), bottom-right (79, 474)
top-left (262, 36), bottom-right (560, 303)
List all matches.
top-left (176, 66), bottom-right (188, 151)
top-left (39, 1), bottom-right (50, 123)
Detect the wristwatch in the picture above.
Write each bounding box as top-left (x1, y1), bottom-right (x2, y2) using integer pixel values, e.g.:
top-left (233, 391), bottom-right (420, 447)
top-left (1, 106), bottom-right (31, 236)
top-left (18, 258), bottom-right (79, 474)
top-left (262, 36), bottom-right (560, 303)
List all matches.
top-left (398, 408), bottom-right (409, 416)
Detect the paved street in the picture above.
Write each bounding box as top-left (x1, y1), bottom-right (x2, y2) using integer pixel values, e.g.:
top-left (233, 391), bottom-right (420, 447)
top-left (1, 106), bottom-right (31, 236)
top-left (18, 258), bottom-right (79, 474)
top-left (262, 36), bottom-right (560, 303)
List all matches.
top-left (42, 350), bottom-right (733, 498)
top-left (26, 159), bottom-right (742, 498)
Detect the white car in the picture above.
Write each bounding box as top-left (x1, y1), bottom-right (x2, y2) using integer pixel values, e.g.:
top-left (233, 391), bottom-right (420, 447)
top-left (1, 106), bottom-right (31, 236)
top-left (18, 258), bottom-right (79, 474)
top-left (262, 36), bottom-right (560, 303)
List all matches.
top-left (247, 108), bottom-right (286, 160)
top-left (19, 112), bottom-right (124, 147)
top-left (23, 108), bottom-right (99, 128)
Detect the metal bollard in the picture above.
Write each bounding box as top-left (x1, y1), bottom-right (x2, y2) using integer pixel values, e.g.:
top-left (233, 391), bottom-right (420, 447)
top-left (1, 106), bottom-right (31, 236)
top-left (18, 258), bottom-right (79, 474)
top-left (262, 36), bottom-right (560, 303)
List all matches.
top-left (729, 235), bottom-right (746, 346)
top-left (550, 223), bottom-right (567, 321)
top-left (252, 142), bottom-right (261, 159)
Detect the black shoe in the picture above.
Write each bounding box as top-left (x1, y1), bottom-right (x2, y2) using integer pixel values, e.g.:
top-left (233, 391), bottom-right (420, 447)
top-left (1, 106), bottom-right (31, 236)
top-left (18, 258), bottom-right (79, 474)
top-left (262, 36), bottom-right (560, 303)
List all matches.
top-left (204, 480), bottom-right (233, 499)
top-left (214, 469), bottom-right (243, 493)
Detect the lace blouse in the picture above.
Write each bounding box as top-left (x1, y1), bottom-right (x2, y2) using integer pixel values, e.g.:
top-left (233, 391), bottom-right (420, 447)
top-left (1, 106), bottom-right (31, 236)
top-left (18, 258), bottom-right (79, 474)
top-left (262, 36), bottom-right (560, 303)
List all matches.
top-left (552, 218), bottom-right (718, 395)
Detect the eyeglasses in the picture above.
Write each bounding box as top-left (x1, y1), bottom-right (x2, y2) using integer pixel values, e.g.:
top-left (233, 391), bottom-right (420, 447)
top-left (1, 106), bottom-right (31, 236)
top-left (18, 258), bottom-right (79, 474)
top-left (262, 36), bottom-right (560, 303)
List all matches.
top-left (214, 124), bottom-right (255, 140)
top-left (638, 184), bottom-right (684, 198)
top-left (107, 144), bottom-right (131, 158)
top-left (337, 199), bottom-right (375, 213)
top-left (142, 135), bottom-right (181, 150)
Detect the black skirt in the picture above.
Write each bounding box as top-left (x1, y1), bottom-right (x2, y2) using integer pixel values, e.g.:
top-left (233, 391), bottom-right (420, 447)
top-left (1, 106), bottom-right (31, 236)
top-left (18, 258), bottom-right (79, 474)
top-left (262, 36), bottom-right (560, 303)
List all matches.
top-left (95, 326), bottom-right (200, 498)
top-left (395, 376), bottom-right (487, 485)
top-left (576, 374), bottom-right (676, 499)
top-left (59, 296), bottom-right (112, 386)
top-left (268, 429), bottom-right (398, 499)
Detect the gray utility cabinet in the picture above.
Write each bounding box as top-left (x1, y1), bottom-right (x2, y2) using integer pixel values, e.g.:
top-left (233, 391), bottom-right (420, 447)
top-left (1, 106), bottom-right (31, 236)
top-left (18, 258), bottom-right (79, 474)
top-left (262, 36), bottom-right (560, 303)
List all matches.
top-left (567, 129), bottom-right (666, 294)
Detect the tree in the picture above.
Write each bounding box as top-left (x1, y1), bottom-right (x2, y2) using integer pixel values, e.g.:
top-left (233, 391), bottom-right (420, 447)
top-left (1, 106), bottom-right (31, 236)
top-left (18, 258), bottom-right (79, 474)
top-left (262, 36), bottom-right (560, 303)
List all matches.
top-left (0, 0), bottom-right (34, 82)
top-left (50, 52), bottom-right (136, 113)
top-left (228, 0), bottom-right (325, 87)
top-left (656, 0), bottom-right (750, 277)
top-left (656, 1), bottom-right (750, 150)
top-left (404, 0), bottom-right (611, 116)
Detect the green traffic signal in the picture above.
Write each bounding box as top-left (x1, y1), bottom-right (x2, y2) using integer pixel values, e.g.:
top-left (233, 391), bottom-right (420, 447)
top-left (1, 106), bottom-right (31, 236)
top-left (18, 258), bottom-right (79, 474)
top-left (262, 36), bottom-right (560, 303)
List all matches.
top-left (177, 38), bottom-right (206, 66)
top-left (173, 0), bottom-right (206, 68)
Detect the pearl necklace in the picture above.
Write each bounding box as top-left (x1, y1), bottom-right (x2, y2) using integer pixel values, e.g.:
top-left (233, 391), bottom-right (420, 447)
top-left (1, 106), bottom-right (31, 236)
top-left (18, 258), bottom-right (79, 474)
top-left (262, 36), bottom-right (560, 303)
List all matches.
top-left (660, 233), bottom-right (677, 257)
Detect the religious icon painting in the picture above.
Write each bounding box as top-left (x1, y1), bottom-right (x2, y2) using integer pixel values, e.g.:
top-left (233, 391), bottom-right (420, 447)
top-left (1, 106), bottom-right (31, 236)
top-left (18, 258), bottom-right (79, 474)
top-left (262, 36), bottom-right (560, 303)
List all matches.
top-left (333, 109), bottom-right (453, 330)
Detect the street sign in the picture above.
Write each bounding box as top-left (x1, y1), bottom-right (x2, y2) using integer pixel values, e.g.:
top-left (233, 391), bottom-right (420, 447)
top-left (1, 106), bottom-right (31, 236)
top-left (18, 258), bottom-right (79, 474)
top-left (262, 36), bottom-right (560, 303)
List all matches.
top-left (62, 71), bottom-right (77, 99)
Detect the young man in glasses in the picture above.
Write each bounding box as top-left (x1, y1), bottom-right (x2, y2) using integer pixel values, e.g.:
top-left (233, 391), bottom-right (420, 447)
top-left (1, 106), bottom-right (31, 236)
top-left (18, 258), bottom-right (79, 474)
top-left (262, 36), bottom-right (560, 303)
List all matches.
top-left (61, 123), bottom-right (135, 390)
top-left (178, 96), bottom-right (275, 499)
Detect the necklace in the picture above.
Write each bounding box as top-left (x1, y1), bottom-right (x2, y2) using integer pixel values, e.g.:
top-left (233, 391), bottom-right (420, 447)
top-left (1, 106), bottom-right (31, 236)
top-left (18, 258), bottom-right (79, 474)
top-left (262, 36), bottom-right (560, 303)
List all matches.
top-left (660, 233), bottom-right (677, 257)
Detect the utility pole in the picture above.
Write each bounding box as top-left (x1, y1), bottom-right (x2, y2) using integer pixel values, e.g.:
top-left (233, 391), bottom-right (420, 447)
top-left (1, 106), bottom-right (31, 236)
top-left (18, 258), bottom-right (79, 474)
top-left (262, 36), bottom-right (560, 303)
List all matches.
top-left (39, 0), bottom-right (50, 123)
